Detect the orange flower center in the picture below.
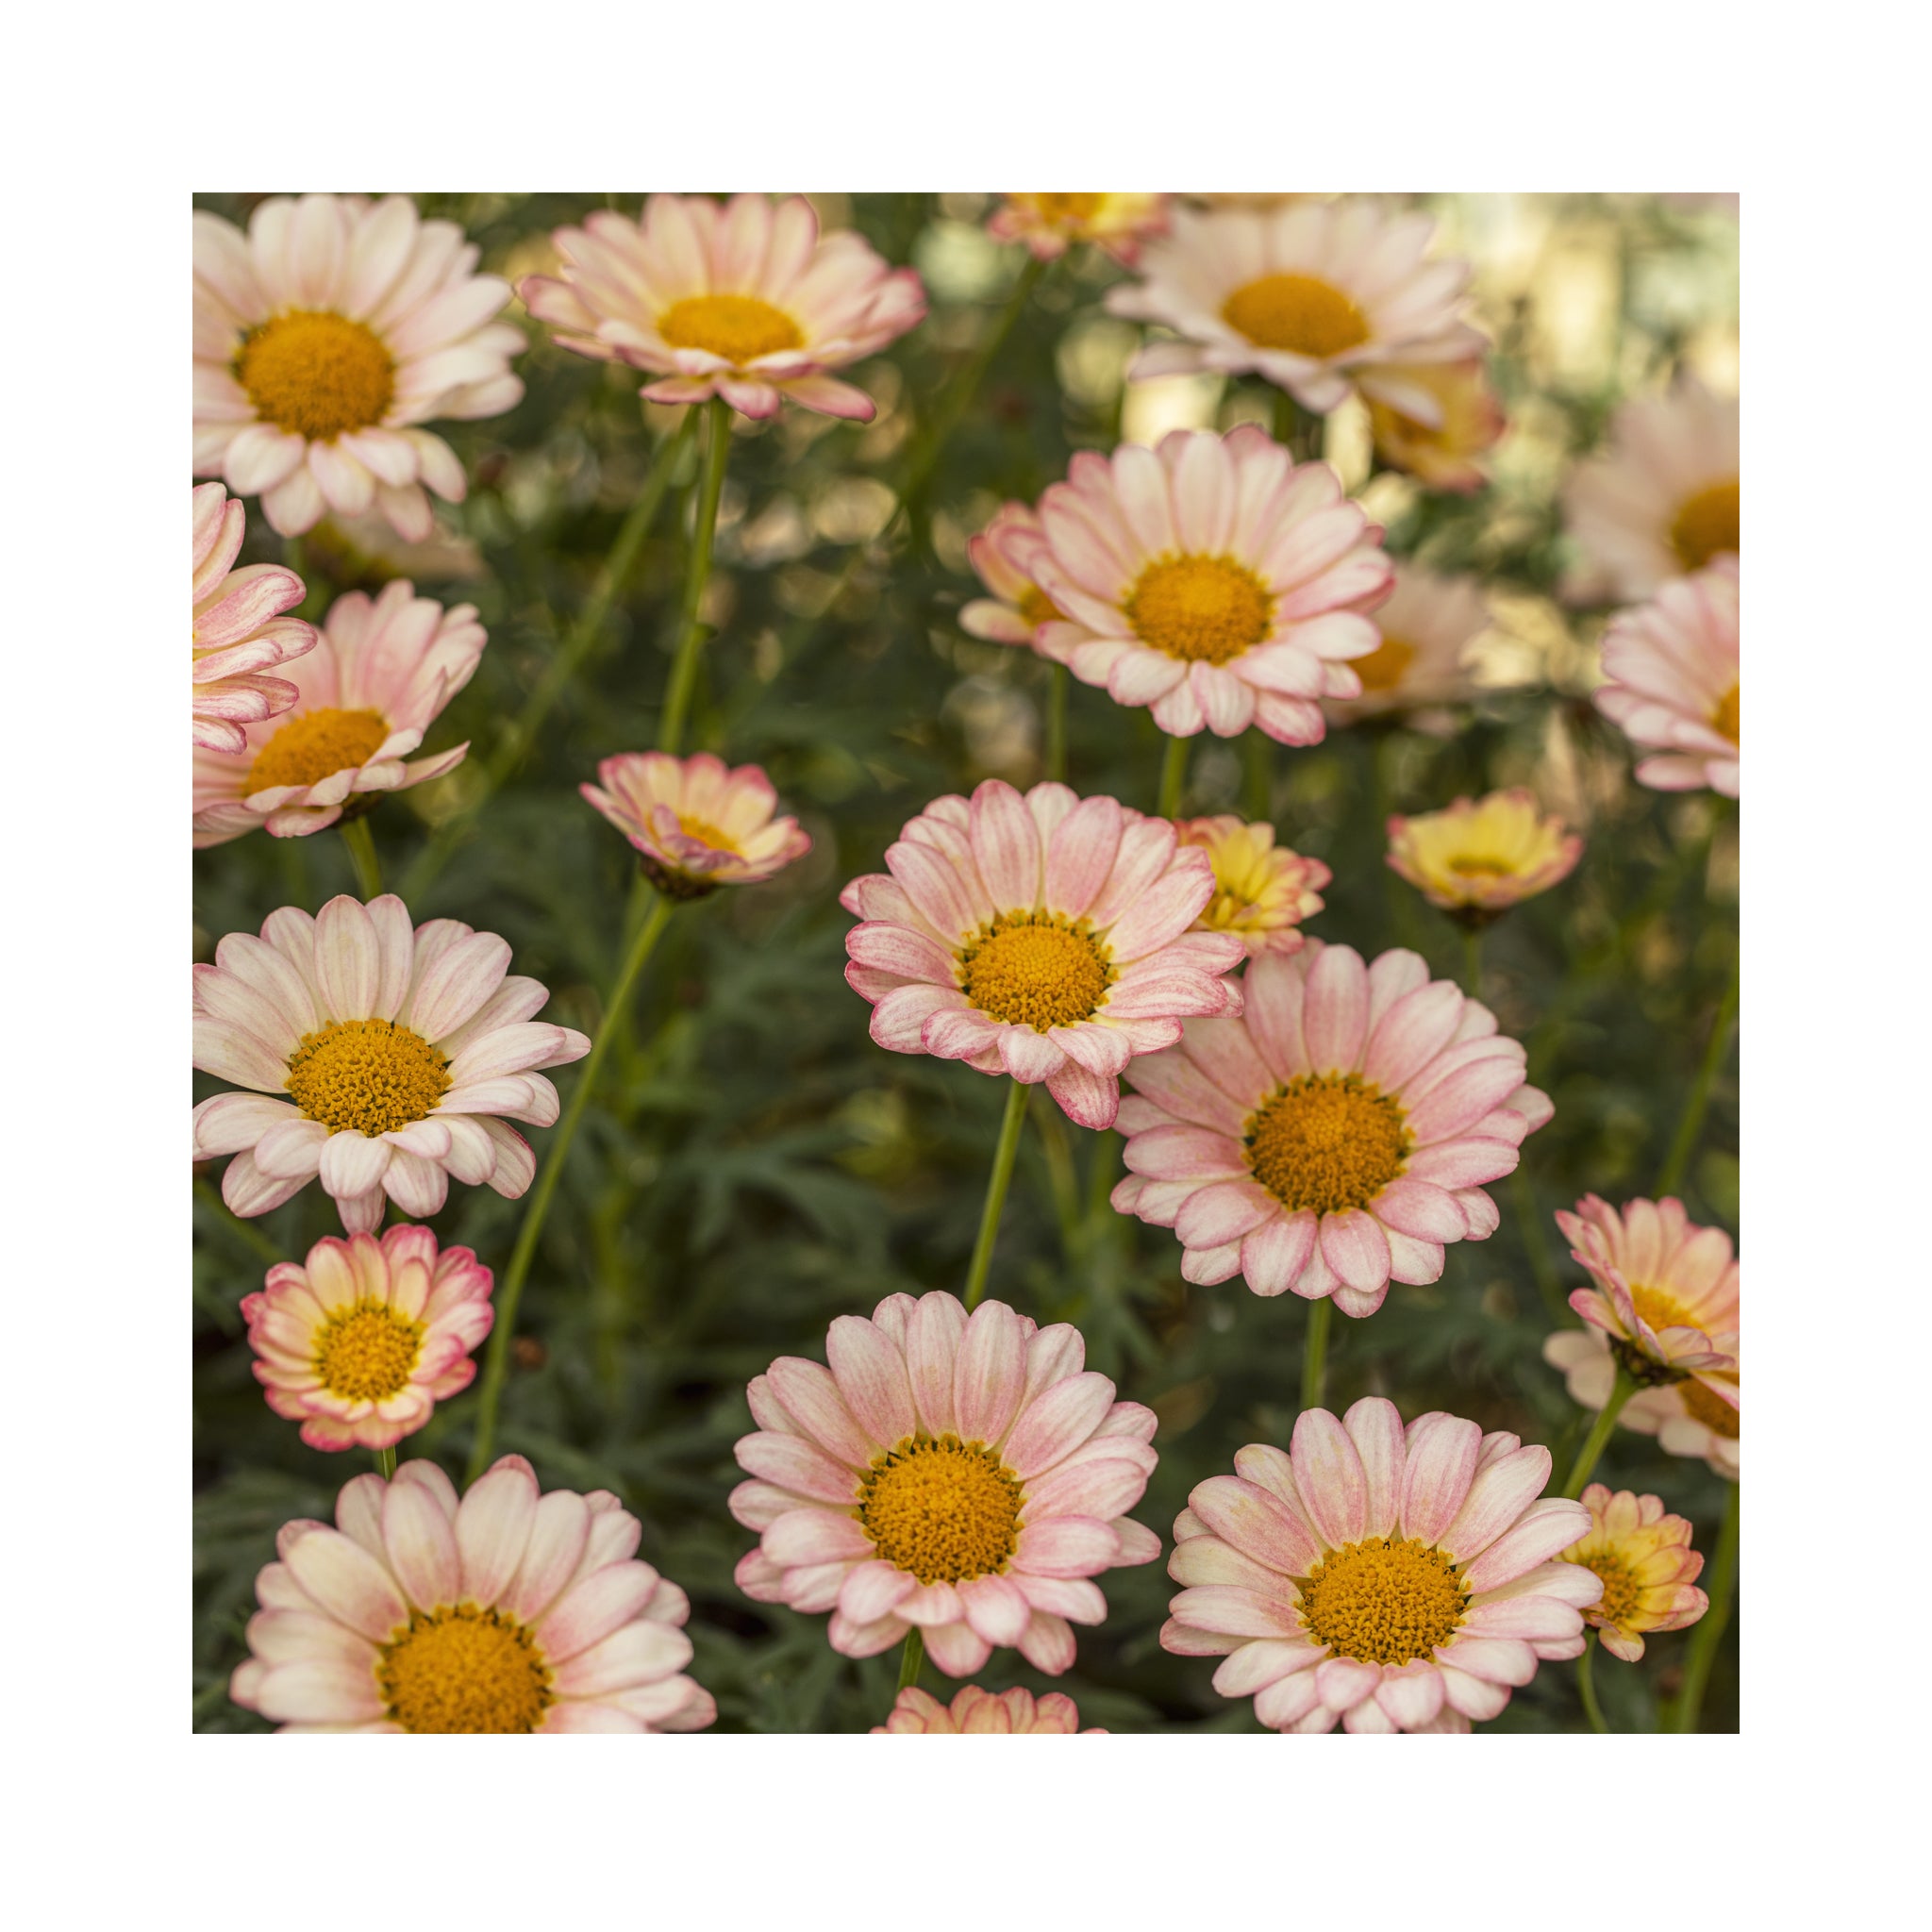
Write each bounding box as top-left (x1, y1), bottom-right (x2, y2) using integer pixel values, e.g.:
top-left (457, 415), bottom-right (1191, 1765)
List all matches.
top-left (675, 812), bottom-right (738, 853)
top-left (959, 913), bottom-right (1113, 1031)
top-left (285, 1019), bottom-right (451, 1138)
top-left (658, 293), bottom-right (804, 365)
top-left (247, 707), bottom-right (390, 794)
top-left (1573, 1545), bottom-right (1643, 1628)
top-left (1124, 553), bottom-right (1274, 665)
top-left (314, 1300), bottom-right (425, 1403)
top-left (1351, 634), bottom-right (1418, 693)
top-left (1246, 1074), bottom-right (1410, 1216)
top-left (1017, 583), bottom-right (1064, 628)
top-left (235, 308), bottom-right (396, 441)
top-left (858, 1434), bottom-right (1024, 1584)
top-left (1710, 682), bottom-right (1740, 746)
top-left (378, 1605), bottom-right (553, 1733)
top-left (1680, 1378), bottom-right (1740, 1441)
top-left (1297, 1535), bottom-right (1470, 1664)
top-left (1448, 854), bottom-right (1515, 878)
top-left (1669, 478), bottom-right (1740, 572)
top-left (1627, 1281), bottom-right (1701, 1336)
top-left (1222, 273), bottom-right (1372, 358)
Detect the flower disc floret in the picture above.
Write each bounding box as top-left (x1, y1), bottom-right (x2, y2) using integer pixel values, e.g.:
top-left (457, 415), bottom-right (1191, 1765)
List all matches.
top-left (1246, 1074), bottom-right (1410, 1218)
top-left (1297, 1536), bottom-right (1469, 1663)
top-left (858, 1435), bottom-right (1023, 1584)
top-left (1671, 479), bottom-right (1741, 573)
top-left (236, 309), bottom-right (396, 442)
top-left (1126, 554), bottom-right (1276, 664)
top-left (379, 1604), bottom-right (552, 1734)
top-left (285, 1018), bottom-right (452, 1137)
top-left (1222, 273), bottom-right (1372, 357)
top-left (959, 915), bottom-right (1113, 1030)
top-left (314, 1301), bottom-right (424, 1402)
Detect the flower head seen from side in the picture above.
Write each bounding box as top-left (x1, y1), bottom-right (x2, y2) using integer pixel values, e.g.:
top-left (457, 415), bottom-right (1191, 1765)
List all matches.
top-left (874, 1685), bottom-right (1105, 1733)
top-left (987, 193), bottom-right (1168, 265)
top-left (841, 778), bottom-right (1245, 1131)
top-left (520, 193), bottom-right (926, 423)
top-left (1112, 941), bottom-right (1550, 1314)
top-left (582, 752), bottom-right (810, 900)
top-left (1163, 1399), bottom-right (1599, 1733)
top-left (192, 482), bottom-right (317, 753)
top-left (1559, 1485), bottom-right (1707, 1662)
top-left (1596, 558), bottom-right (1740, 797)
top-left (1177, 816), bottom-right (1329, 957)
top-left (1365, 358), bottom-right (1505, 493)
top-left (1108, 201), bottom-right (1485, 415)
top-left (192, 580), bottom-right (485, 846)
top-left (1324, 560), bottom-right (1489, 729)
top-left (732, 1291), bottom-right (1161, 1678)
top-left (1562, 375), bottom-right (1739, 602)
top-left (230, 1455), bottom-right (714, 1732)
top-left (1542, 1329), bottom-right (1740, 1481)
top-left (192, 892), bottom-right (591, 1232)
top-left (960, 501), bottom-right (1059, 649)
top-left (194, 193), bottom-right (524, 540)
top-left (1024, 426), bottom-right (1392, 745)
top-left (242, 1226), bottom-right (493, 1452)
top-left (1385, 790), bottom-right (1583, 922)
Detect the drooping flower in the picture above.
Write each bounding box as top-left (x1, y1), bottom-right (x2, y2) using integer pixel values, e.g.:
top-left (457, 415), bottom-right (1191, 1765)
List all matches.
top-left (1364, 358), bottom-right (1505, 493)
top-left (192, 893), bottom-right (591, 1232)
top-left (1559, 1485), bottom-right (1707, 1662)
top-left (229, 1456), bottom-right (714, 1732)
top-left (1595, 558), bottom-right (1740, 797)
top-left (960, 501), bottom-right (1058, 648)
top-left (520, 193), bottom-right (925, 422)
top-left (1024, 426), bottom-right (1392, 744)
top-left (242, 1226), bottom-right (493, 1452)
top-left (1385, 790), bottom-right (1582, 920)
top-left (192, 580), bottom-right (484, 846)
top-left (1324, 560), bottom-right (1488, 728)
top-left (1111, 941), bottom-right (1551, 1315)
top-left (732, 1291), bottom-right (1160, 1678)
top-left (1542, 1329), bottom-right (1740, 1481)
top-left (1176, 816), bottom-right (1329, 956)
top-left (1163, 1399), bottom-right (1598, 1733)
top-left (192, 482), bottom-right (317, 753)
top-left (194, 193), bottom-right (524, 540)
top-left (987, 193), bottom-right (1168, 265)
top-left (1562, 375), bottom-right (1739, 601)
top-left (1108, 201), bottom-right (1485, 415)
top-left (841, 778), bottom-right (1245, 1131)
top-left (582, 752), bottom-right (811, 899)
top-left (874, 1684), bottom-right (1105, 1734)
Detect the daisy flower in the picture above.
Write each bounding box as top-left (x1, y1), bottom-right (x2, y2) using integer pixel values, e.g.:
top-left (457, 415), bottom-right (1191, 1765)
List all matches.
top-left (1542, 1330), bottom-right (1741, 1481)
top-left (1110, 941), bottom-right (1551, 1315)
top-left (1364, 358), bottom-right (1505, 493)
top-left (229, 1455), bottom-right (713, 1732)
top-left (242, 1226), bottom-right (493, 1452)
top-left (874, 1684), bottom-right (1105, 1733)
top-left (1385, 790), bottom-right (1583, 920)
top-left (580, 751), bottom-right (810, 899)
top-left (192, 893), bottom-right (591, 1232)
top-left (192, 482), bottom-right (316, 754)
top-left (1024, 426), bottom-right (1392, 744)
top-left (987, 193), bottom-right (1168, 265)
top-left (520, 193), bottom-right (926, 422)
top-left (1163, 1399), bottom-right (1598, 1733)
top-left (1595, 558), bottom-right (1740, 797)
top-left (1559, 1485), bottom-right (1707, 1662)
top-left (731, 1291), bottom-right (1161, 1678)
top-left (1324, 560), bottom-right (1488, 727)
top-left (1176, 816), bottom-right (1329, 956)
top-left (194, 193), bottom-right (524, 540)
top-left (841, 778), bottom-right (1245, 1131)
top-left (960, 501), bottom-right (1058, 648)
top-left (1107, 201), bottom-right (1485, 415)
top-left (1562, 375), bottom-right (1739, 601)
top-left (192, 579), bottom-right (485, 846)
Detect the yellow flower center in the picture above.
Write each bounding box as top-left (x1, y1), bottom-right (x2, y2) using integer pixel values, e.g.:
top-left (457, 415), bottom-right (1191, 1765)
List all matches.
top-left (1024, 192), bottom-right (1106, 225)
top-left (285, 1019), bottom-right (452, 1138)
top-left (1297, 1535), bottom-right (1470, 1665)
top-left (1351, 635), bottom-right (1417, 693)
top-left (377, 1605), bottom-right (553, 1734)
top-left (958, 913), bottom-right (1113, 1031)
top-left (1669, 478), bottom-right (1740, 572)
top-left (1628, 1281), bottom-right (1700, 1336)
top-left (1711, 682), bottom-right (1740, 746)
top-left (1222, 273), bottom-right (1372, 358)
top-left (1124, 554), bottom-right (1275, 666)
top-left (1573, 1546), bottom-right (1642, 1628)
top-left (1447, 854), bottom-right (1515, 878)
top-left (658, 293), bottom-right (804, 365)
top-left (314, 1299), bottom-right (425, 1403)
top-left (858, 1433), bottom-right (1024, 1585)
top-left (675, 812), bottom-right (738, 853)
top-left (1017, 583), bottom-right (1064, 628)
top-left (1680, 1378), bottom-right (1740, 1441)
top-left (1245, 1073), bottom-right (1410, 1216)
top-left (235, 308), bottom-right (396, 442)
top-left (247, 708), bottom-right (391, 794)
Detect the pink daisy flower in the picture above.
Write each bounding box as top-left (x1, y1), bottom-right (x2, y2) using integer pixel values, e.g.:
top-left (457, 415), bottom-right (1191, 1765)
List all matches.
top-left (959, 501), bottom-right (1058, 648)
top-left (1175, 815), bottom-right (1329, 957)
top-left (987, 193), bottom-right (1169, 266)
top-left (192, 579), bottom-right (485, 846)
top-left (1163, 1399), bottom-right (1599, 1733)
top-left (194, 193), bottom-right (525, 540)
top-left (1110, 941), bottom-right (1552, 1315)
top-left (1324, 560), bottom-right (1489, 727)
top-left (1385, 790), bottom-right (1584, 920)
top-left (1595, 558), bottom-right (1740, 797)
top-left (192, 892), bottom-right (591, 1232)
top-left (192, 482), bottom-right (316, 754)
top-left (1560, 1484), bottom-right (1707, 1663)
top-left (1024, 426), bottom-right (1392, 744)
top-left (841, 778), bottom-right (1245, 1131)
top-left (1542, 1330), bottom-right (1740, 1481)
top-left (874, 1684), bottom-right (1105, 1733)
top-left (229, 1455), bottom-right (714, 1732)
top-left (519, 193), bottom-right (926, 423)
top-left (580, 751), bottom-right (811, 899)
top-left (242, 1226), bottom-right (493, 1452)
top-left (1560, 1193), bottom-right (1739, 1384)
top-left (731, 1291), bottom-right (1161, 1678)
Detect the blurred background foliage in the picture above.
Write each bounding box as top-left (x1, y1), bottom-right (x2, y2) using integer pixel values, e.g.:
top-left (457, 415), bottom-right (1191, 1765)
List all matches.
top-left (192, 192), bottom-right (1739, 1733)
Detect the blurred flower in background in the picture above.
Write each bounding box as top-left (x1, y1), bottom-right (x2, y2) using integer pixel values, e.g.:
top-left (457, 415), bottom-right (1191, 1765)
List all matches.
top-left (581, 752), bottom-right (812, 899)
top-left (1177, 815), bottom-right (1330, 955)
top-left (1364, 356), bottom-right (1506, 492)
top-left (1386, 790), bottom-right (1583, 920)
top-left (873, 1684), bottom-right (1106, 1733)
top-left (1595, 558), bottom-right (1740, 795)
top-left (960, 499), bottom-right (1058, 648)
top-left (1324, 560), bottom-right (1490, 729)
top-left (987, 192), bottom-right (1169, 265)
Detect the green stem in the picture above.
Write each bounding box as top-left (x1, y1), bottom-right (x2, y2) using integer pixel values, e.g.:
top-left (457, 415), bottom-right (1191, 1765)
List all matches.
top-left (963, 1078), bottom-right (1030, 1310)
top-left (1561, 1364), bottom-right (1638, 1498)
top-left (1670, 1481), bottom-right (1740, 1732)
top-left (1654, 941), bottom-right (1740, 1198)
top-left (1157, 733), bottom-right (1190, 820)
top-left (465, 893), bottom-right (676, 1481)
top-left (1045, 662), bottom-right (1068, 784)
top-left (1576, 1631), bottom-right (1608, 1734)
top-left (1272, 388), bottom-right (1324, 464)
top-left (1241, 729), bottom-right (1272, 823)
top-left (658, 398), bottom-right (733, 755)
top-left (341, 815), bottom-right (382, 899)
top-left (375, 1446), bottom-right (396, 1481)
top-left (1031, 1088), bottom-right (1083, 1264)
top-left (896, 1627), bottom-right (925, 1692)
top-left (1460, 922), bottom-right (1484, 999)
top-left (1300, 1296), bottom-right (1333, 1411)
top-left (193, 1176), bottom-right (283, 1266)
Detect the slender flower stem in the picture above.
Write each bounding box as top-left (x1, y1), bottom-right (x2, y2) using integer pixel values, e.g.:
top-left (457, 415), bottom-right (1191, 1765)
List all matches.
top-left (1045, 663), bottom-right (1068, 784)
top-left (466, 892), bottom-right (676, 1481)
top-left (193, 1176), bottom-right (282, 1265)
top-left (1576, 1631), bottom-right (1608, 1734)
top-left (1031, 1088), bottom-right (1083, 1264)
top-left (1272, 388), bottom-right (1324, 465)
top-left (1561, 1364), bottom-right (1638, 1498)
top-left (1300, 1296), bottom-right (1333, 1411)
top-left (658, 398), bottom-right (734, 755)
top-left (341, 816), bottom-right (382, 898)
top-left (375, 1446), bottom-right (396, 1481)
top-left (1461, 922), bottom-right (1485, 999)
top-left (1157, 733), bottom-right (1190, 820)
top-left (1670, 1481), bottom-right (1740, 1732)
top-left (896, 1627), bottom-right (925, 1692)
top-left (1654, 941), bottom-right (1740, 1198)
top-left (963, 1078), bottom-right (1030, 1310)
top-left (1242, 729), bottom-right (1272, 823)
